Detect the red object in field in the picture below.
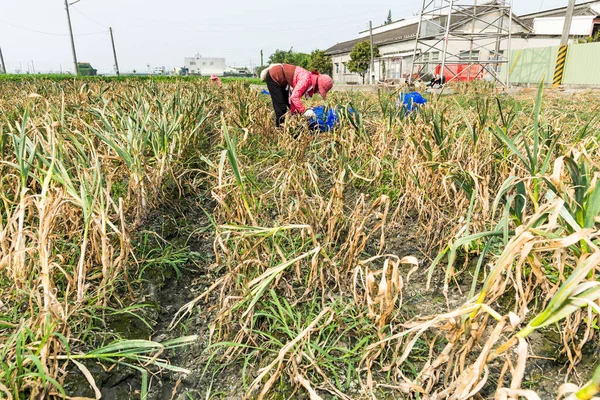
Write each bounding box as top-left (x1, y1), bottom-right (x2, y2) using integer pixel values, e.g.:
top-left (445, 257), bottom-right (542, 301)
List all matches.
top-left (435, 64), bottom-right (486, 82)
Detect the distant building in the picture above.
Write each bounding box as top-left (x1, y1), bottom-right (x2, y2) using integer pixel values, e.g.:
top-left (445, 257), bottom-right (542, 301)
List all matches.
top-left (153, 66), bottom-right (166, 75)
top-left (184, 54), bottom-right (226, 76)
top-left (225, 65), bottom-right (252, 76)
top-left (173, 67), bottom-right (189, 76)
top-left (77, 63), bottom-right (97, 76)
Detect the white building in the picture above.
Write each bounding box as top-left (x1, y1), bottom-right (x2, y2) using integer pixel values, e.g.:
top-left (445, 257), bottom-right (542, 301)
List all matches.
top-left (184, 54), bottom-right (226, 76)
top-left (225, 65), bottom-right (251, 75)
top-left (325, 1), bottom-right (600, 84)
top-left (153, 66), bottom-right (166, 75)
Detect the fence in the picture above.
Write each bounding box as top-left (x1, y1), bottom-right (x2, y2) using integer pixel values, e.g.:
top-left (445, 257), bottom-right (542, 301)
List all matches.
top-left (504, 42), bottom-right (600, 86)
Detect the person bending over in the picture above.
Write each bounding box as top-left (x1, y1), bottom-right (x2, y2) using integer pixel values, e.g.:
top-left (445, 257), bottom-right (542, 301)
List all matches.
top-left (261, 63), bottom-right (333, 127)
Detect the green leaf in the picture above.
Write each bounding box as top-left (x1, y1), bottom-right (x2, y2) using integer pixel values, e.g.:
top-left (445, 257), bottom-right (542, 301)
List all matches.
top-left (491, 125), bottom-right (531, 174)
top-left (584, 179), bottom-right (600, 229)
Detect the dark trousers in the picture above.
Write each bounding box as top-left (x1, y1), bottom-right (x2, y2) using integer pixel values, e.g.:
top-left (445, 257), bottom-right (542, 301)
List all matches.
top-left (265, 71), bottom-right (289, 127)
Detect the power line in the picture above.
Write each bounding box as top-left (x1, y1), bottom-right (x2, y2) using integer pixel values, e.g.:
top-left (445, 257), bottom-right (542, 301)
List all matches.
top-left (71, 6), bottom-right (109, 29)
top-left (0, 19), bottom-right (105, 36)
top-left (90, 8), bottom-right (389, 29)
top-left (537, 0), bottom-right (546, 13)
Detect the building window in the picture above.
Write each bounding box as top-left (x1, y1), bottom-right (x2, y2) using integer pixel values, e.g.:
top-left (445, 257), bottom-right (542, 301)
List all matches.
top-left (335, 63), bottom-right (339, 73)
top-left (421, 53), bottom-right (431, 74)
top-left (431, 52), bottom-right (440, 62)
top-left (203, 62), bottom-right (207, 66)
top-left (210, 62), bottom-right (214, 66)
top-left (343, 63), bottom-right (347, 73)
top-left (490, 50), bottom-right (504, 61)
top-left (490, 50), bottom-right (504, 73)
top-left (459, 50), bottom-right (480, 61)
top-left (190, 61), bottom-right (196, 66)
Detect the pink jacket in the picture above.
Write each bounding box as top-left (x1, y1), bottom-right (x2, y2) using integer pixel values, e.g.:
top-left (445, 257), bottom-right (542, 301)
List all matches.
top-left (269, 64), bottom-right (315, 114)
top-left (289, 67), bottom-right (314, 114)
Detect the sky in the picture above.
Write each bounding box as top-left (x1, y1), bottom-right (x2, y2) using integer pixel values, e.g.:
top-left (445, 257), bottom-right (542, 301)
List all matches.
top-left (0, 0), bottom-right (584, 74)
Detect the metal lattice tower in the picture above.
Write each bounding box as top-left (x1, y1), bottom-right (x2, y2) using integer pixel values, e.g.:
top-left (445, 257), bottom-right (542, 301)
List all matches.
top-left (410, 0), bottom-right (513, 86)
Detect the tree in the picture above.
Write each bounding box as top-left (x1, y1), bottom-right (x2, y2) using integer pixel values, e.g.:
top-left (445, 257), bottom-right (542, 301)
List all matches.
top-left (580, 30), bottom-right (600, 43)
top-left (385, 9), bottom-right (393, 25)
top-left (255, 65), bottom-right (267, 78)
top-left (347, 41), bottom-right (380, 84)
top-left (292, 52), bottom-right (311, 69)
top-left (268, 48), bottom-right (310, 69)
top-left (268, 48), bottom-right (291, 64)
top-left (308, 50), bottom-right (333, 74)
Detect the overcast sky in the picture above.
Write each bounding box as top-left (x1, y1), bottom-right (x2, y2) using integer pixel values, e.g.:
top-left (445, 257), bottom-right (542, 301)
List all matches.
top-left (0, 0), bottom-right (582, 74)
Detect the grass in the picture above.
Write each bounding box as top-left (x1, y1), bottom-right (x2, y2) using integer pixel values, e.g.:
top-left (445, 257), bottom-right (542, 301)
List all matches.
top-left (0, 73), bottom-right (263, 85)
top-left (0, 77), bottom-right (599, 399)
top-left (0, 78), bottom-right (219, 398)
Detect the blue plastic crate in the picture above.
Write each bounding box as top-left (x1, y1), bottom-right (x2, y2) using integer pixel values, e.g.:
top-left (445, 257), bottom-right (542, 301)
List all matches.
top-left (307, 106), bottom-right (353, 132)
top-left (398, 92), bottom-right (427, 115)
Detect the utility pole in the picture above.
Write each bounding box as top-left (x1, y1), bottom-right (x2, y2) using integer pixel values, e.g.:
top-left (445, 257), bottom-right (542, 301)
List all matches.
top-left (109, 27), bottom-right (120, 76)
top-left (553, 0), bottom-right (576, 87)
top-left (64, 0), bottom-right (79, 75)
top-left (0, 46), bottom-right (6, 74)
top-left (468, 0), bottom-right (477, 81)
top-left (260, 50), bottom-right (264, 67)
top-left (561, 0), bottom-right (576, 45)
top-left (369, 21), bottom-right (374, 85)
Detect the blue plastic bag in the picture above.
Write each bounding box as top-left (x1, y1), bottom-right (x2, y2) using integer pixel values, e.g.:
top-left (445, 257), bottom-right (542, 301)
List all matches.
top-left (260, 89), bottom-right (270, 95)
top-left (307, 106), bottom-right (352, 132)
top-left (398, 92), bottom-right (427, 115)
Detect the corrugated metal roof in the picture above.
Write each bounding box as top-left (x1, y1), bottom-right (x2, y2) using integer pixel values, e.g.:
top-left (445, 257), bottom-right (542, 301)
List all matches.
top-left (325, 22), bottom-right (420, 55)
top-left (325, 3), bottom-right (530, 56)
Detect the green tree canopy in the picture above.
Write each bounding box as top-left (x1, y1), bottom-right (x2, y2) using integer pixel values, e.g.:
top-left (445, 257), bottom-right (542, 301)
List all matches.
top-left (255, 65), bottom-right (267, 77)
top-left (293, 53), bottom-right (311, 70)
top-left (268, 48), bottom-right (310, 69)
top-left (385, 10), bottom-right (392, 25)
top-left (347, 41), bottom-right (380, 84)
top-left (308, 50), bottom-right (333, 74)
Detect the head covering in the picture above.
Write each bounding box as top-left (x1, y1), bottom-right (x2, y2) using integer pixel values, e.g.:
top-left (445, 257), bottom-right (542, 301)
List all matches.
top-left (310, 72), bottom-right (319, 96)
top-left (210, 74), bottom-right (223, 87)
top-left (317, 74), bottom-right (333, 100)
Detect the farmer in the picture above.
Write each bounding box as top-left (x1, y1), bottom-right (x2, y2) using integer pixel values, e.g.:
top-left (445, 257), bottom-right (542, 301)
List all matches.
top-left (210, 74), bottom-right (223, 87)
top-left (261, 63), bottom-right (333, 127)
